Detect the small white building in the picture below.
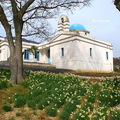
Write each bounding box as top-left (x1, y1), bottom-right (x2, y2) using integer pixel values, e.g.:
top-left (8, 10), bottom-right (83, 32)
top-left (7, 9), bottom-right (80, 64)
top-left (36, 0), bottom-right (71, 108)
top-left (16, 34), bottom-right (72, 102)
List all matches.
top-left (0, 15), bottom-right (113, 72)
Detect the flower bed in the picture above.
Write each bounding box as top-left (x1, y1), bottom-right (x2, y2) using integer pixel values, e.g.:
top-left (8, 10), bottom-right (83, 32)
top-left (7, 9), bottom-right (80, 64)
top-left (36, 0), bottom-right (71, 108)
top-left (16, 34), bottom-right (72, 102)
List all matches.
top-left (1, 70), bottom-right (120, 120)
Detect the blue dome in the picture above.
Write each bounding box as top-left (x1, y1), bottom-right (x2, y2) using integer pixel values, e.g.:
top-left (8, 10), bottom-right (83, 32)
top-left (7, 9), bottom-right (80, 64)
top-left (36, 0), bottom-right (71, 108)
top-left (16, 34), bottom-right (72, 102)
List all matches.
top-left (69, 24), bottom-right (86, 31)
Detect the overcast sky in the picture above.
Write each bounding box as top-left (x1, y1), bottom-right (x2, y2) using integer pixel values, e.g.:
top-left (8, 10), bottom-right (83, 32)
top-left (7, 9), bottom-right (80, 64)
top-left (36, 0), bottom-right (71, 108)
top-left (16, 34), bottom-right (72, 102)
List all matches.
top-left (0, 0), bottom-right (120, 57)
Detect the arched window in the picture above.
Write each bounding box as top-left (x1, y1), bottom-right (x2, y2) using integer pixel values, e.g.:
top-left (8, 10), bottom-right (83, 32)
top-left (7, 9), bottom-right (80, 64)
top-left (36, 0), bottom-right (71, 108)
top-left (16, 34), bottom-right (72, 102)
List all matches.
top-left (61, 18), bottom-right (64, 23)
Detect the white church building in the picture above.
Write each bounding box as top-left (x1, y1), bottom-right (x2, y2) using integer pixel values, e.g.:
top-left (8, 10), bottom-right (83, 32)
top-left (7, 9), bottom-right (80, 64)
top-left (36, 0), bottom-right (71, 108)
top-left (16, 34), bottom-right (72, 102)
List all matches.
top-left (0, 15), bottom-right (113, 72)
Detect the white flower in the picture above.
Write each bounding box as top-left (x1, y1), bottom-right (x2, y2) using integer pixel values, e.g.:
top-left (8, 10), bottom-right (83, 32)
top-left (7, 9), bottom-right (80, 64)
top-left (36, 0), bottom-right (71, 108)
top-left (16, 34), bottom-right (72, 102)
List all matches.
top-left (81, 115), bottom-right (85, 118)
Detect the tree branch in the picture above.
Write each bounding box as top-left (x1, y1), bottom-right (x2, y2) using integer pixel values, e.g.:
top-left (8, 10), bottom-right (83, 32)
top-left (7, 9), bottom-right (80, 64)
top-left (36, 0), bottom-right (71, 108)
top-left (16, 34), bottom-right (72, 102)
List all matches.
top-left (11, 0), bottom-right (19, 14)
top-left (22, 32), bottom-right (40, 37)
top-left (20, 0), bottom-right (35, 17)
top-left (25, 1), bottom-right (90, 14)
top-left (23, 9), bottom-right (37, 23)
top-left (0, 5), bottom-right (15, 53)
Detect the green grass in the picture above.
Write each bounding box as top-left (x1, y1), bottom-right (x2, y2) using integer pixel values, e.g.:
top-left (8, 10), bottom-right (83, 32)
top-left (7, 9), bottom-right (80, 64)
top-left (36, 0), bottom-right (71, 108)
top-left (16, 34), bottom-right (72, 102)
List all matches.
top-left (2, 105), bottom-right (13, 112)
top-left (0, 69), bottom-right (29, 115)
top-left (45, 106), bottom-right (57, 117)
top-left (0, 69), bottom-right (11, 80)
top-left (0, 69), bottom-right (120, 120)
top-left (0, 69), bottom-right (12, 89)
top-left (19, 71), bottom-right (120, 120)
top-left (16, 112), bottom-right (21, 117)
top-left (8, 117), bottom-right (15, 120)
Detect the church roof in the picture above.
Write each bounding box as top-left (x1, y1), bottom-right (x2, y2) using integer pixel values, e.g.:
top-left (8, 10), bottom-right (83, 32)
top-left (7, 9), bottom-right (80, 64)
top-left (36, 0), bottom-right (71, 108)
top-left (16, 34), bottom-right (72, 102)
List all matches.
top-left (22, 38), bottom-right (40, 44)
top-left (0, 36), bottom-right (40, 44)
top-left (69, 23), bottom-right (87, 31)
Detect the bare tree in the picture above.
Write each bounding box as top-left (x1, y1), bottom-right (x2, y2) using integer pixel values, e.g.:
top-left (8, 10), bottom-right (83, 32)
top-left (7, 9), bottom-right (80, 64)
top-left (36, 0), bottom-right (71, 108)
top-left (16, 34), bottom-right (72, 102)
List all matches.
top-left (114, 0), bottom-right (120, 11)
top-left (0, 0), bottom-right (91, 84)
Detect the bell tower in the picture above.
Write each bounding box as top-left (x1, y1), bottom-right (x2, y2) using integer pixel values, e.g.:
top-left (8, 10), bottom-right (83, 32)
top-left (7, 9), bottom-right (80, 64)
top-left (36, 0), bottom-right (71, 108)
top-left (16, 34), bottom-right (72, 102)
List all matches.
top-left (58, 15), bottom-right (70, 33)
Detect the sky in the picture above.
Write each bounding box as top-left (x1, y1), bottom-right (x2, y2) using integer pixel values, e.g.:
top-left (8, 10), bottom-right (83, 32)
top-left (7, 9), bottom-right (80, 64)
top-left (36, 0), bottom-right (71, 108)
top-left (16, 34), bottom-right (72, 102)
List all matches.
top-left (0, 0), bottom-right (120, 57)
top-left (49, 0), bottom-right (120, 58)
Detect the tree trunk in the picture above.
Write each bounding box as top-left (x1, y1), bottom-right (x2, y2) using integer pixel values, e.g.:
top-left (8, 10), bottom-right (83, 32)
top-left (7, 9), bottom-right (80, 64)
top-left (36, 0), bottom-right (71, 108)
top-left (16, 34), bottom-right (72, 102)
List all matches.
top-left (8, 33), bottom-right (24, 84)
top-left (0, 3), bottom-right (25, 84)
top-left (10, 9), bottom-right (24, 84)
top-left (15, 34), bottom-right (24, 84)
top-left (8, 41), bottom-right (24, 84)
top-left (8, 55), bottom-right (18, 84)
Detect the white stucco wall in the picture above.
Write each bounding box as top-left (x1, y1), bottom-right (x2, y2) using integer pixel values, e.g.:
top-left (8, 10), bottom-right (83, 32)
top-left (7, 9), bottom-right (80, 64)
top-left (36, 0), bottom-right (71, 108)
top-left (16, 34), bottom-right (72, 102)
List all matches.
top-left (0, 32), bottom-right (113, 73)
top-left (0, 45), bottom-right (10, 61)
top-left (0, 15), bottom-right (114, 73)
top-left (75, 40), bottom-right (113, 72)
top-left (51, 40), bottom-right (79, 70)
top-left (51, 36), bottom-right (113, 72)
top-left (39, 49), bottom-right (48, 63)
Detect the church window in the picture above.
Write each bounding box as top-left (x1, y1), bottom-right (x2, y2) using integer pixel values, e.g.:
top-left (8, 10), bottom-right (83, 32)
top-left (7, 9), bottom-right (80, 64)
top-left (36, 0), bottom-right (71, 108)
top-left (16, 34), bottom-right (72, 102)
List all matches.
top-left (35, 51), bottom-right (40, 61)
top-left (24, 50), bottom-right (29, 60)
top-left (90, 48), bottom-right (92, 57)
top-left (61, 48), bottom-right (64, 57)
top-left (106, 52), bottom-right (109, 60)
top-left (61, 18), bottom-right (64, 23)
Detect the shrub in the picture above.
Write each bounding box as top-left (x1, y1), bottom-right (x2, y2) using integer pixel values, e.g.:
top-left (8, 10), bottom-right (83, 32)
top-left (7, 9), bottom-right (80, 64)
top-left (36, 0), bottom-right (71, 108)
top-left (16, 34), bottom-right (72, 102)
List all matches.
top-left (63, 102), bottom-right (77, 113)
top-left (73, 111), bottom-right (81, 120)
top-left (2, 105), bottom-right (12, 112)
top-left (59, 111), bottom-right (70, 120)
top-left (114, 66), bottom-right (120, 72)
top-left (33, 111), bottom-right (37, 115)
top-left (0, 80), bottom-right (12, 89)
top-left (32, 89), bottom-right (42, 97)
top-left (79, 103), bottom-right (93, 113)
top-left (73, 103), bottom-right (93, 120)
top-left (16, 112), bottom-right (21, 117)
top-left (99, 89), bottom-right (110, 106)
top-left (38, 99), bottom-right (49, 110)
top-left (20, 80), bottom-right (29, 88)
top-left (52, 99), bottom-right (63, 108)
top-left (73, 111), bottom-right (89, 120)
top-left (0, 80), bottom-right (8, 89)
top-left (91, 83), bottom-right (100, 92)
top-left (109, 90), bottom-right (120, 107)
top-left (8, 71), bottom-right (120, 120)
top-left (7, 97), bottom-right (13, 104)
top-left (8, 117), bottom-right (15, 120)
top-left (111, 78), bottom-right (120, 89)
top-left (34, 95), bottom-right (42, 103)
top-left (86, 91), bottom-right (96, 103)
top-left (27, 100), bottom-right (36, 109)
top-left (59, 99), bottom-right (79, 120)
top-left (14, 95), bottom-right (26, 108)
top-left (77, 86), bottom-right (87, 96)
top-left (0, 69), bottom-right (10, 79)
top-left (45, 106), bottom-right (57, 117)
top-left (91, 107), bottom-right (108, 120)
top-left (111, 110), bottom-right (120, 120)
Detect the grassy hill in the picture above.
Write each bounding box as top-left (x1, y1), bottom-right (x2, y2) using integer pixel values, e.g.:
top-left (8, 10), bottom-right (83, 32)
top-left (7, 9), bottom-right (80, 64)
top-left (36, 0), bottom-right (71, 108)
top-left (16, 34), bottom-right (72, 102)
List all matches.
top-left (0, 69), bottom-right (120, 120)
